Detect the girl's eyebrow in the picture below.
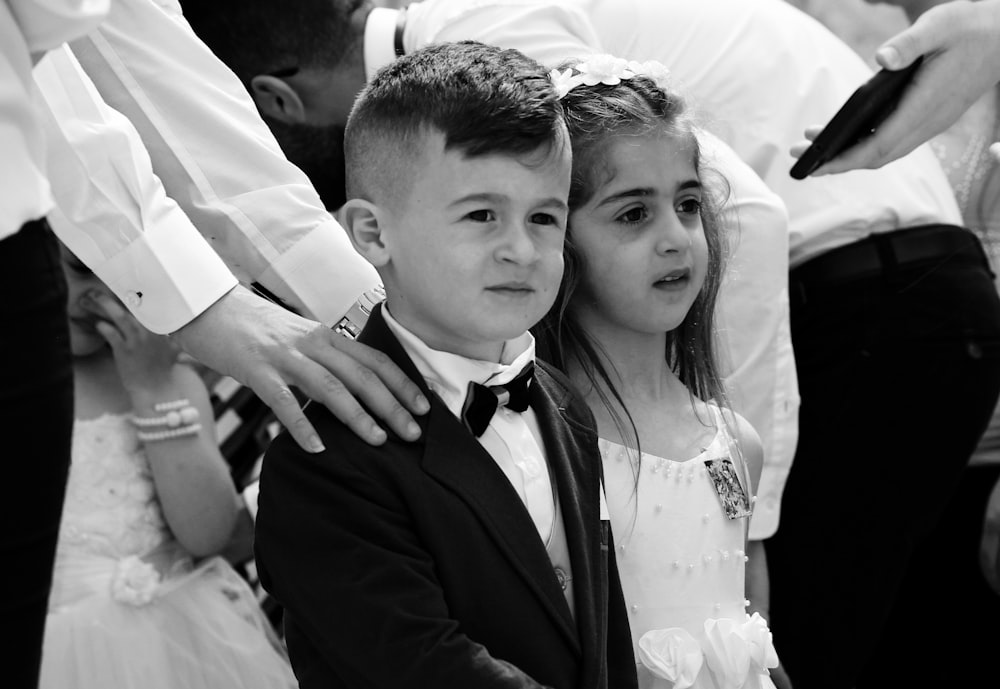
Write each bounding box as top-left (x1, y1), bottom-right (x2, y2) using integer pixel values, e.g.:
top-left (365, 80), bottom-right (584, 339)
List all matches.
top-left (596, 179), bottom-right (702, 208)
top-left (596, 188), bottom-right (653, 208)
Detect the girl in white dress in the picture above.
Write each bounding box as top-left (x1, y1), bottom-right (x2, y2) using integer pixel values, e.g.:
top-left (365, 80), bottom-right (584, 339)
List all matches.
top-left (39, 238), bottom-right (296, 689)
top-left (536, 56), bottom-right (781, 689)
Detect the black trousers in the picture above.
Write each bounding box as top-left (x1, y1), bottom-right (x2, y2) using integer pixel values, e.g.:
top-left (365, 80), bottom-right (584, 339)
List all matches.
top-left (766, 225), bottom-right (1000, 689)
top-left (859, 461), bottom-right (1000, 688)
top-left (0, 220), bottom-right (73, 689)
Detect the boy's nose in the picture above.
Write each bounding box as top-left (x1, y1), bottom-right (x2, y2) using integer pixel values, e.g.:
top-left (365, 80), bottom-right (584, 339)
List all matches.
top-left (497, 222), bottom-right (540, 264)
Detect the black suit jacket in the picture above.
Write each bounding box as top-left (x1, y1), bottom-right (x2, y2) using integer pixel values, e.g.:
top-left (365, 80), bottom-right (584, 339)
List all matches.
top-left (255, 305), bottom-right (636, 689)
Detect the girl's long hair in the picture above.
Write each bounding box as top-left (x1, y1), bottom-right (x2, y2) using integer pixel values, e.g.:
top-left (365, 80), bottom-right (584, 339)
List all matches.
top-left (534, 61), bottom-right (731, 467)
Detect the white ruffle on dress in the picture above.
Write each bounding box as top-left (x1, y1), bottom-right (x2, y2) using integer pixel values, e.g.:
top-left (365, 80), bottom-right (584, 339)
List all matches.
top-left (39, 413), bottom-right (297, 689)
top-left (601, 406), bottom-right (778, 689)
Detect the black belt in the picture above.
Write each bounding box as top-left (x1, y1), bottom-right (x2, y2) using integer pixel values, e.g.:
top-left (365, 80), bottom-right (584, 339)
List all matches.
top-left (791, 224), bottom-right (990, 298)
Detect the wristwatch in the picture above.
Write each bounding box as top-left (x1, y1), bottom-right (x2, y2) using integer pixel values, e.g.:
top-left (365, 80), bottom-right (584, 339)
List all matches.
top-left (332, 284), bottom-right (386, 340)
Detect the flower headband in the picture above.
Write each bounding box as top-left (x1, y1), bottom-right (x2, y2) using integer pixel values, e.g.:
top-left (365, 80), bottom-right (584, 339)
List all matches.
top-left (548, 54), bottom-right (672, 100)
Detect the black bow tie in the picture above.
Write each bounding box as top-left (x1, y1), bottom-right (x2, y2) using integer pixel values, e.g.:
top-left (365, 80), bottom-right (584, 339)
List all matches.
top-left (460, 363), bottom-right (534, 437)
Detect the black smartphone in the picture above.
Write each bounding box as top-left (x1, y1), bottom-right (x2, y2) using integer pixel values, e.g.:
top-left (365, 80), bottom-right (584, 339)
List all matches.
top-left (789, 56), bottom-right (924, 179)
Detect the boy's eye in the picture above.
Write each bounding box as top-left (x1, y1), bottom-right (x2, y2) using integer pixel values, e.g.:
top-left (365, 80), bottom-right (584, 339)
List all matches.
top-left (677, 198), bottom-right (702, 215)
top-left (616, 206), bottom-right (648, 225)
top-left (465, 209), bottom-right (496, 223)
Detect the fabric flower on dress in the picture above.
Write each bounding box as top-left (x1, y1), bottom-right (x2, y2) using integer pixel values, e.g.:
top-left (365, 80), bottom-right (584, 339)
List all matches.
top-left (111, 555), bottom-right (161, 606)
top-left (742, 612), bottom-right (780, 673)
top-left (702, 618), bottom-right (752, 689)
top-left (637, 627), bottom-right (704, 689)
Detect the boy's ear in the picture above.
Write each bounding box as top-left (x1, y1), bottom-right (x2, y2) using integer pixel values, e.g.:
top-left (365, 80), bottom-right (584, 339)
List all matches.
top-left (249, 75), bottom-right (307, 124)
top-left (340, 199), bottom-right (391, 267)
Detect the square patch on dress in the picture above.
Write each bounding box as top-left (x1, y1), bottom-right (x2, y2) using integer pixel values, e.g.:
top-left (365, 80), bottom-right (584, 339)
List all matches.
top-left (704, 457), bottom-right (752, 520)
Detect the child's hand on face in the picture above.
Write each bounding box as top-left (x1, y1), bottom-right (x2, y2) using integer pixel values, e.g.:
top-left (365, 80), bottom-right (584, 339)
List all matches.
top-left (80, 289), bottom-right (180, 394)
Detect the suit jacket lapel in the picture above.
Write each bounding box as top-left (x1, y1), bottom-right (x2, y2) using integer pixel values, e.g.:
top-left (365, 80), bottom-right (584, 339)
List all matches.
top-left (358, 307), bottom-right (582, 653)
top-left (530, 368), bottom-right (605, 676)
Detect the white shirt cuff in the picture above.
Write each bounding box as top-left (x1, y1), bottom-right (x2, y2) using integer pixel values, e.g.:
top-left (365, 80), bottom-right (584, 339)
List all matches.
top-left (96, 215), bottom-right (238, 334)
top-left (257, 218), bottom-right (381, 326)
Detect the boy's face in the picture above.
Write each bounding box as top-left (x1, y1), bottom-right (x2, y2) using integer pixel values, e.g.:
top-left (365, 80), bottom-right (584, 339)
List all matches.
top-left (379, 130), bottom-right (571, 361)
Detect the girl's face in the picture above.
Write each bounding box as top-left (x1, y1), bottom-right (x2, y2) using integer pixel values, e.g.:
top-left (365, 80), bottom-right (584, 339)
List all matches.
top-left (58, 244), bottom-right (110, 357)
top-left (567, 130), bottom-right (708, 342)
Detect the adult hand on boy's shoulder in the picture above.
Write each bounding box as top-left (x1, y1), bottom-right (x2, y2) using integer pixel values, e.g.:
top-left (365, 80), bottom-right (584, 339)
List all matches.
top-left (171, 285), bottom-right (429, 453)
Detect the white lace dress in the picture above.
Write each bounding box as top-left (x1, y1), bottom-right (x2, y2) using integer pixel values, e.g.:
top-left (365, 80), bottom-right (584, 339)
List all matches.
top-left (39, 413), bottom-right (297, 689)
top-left (601, 407), bottom-right (778, 689)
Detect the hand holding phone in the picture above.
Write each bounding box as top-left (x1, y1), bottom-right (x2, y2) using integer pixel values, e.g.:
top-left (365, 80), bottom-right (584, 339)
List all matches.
top-left (790, 56), bottom-right (924, 180)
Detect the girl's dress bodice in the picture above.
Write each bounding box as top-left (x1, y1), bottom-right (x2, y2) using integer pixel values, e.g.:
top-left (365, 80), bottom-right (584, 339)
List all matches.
top-left (601, 407), bottom-right (777, 689)
top-left (41, 413), bottom-right (296, 689)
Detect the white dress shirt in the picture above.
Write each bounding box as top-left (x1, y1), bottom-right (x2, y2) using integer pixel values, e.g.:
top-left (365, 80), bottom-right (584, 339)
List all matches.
top-left (61, 0), bottom-right (380, 328)
top-left (35, 46), bottom-right (237, 334)
top-left (372, 0), bottom-right (799, 538)
top-left (1, 0), bottom-right (107, 240)
top-left (382, 307), bottom-right (556, 544)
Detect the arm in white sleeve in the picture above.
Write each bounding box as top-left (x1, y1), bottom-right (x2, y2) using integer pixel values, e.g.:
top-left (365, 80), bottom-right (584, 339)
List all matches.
top-left (67, 0), bottom-right (379, 326)
top-left (7, 0), bottom-right (107, 53)
top-left (35, 45), bottom-right (237, 334)
top-left (699, 130), bottom-right (800, 540)
top-left (417, 0), bottom-right (604, 67)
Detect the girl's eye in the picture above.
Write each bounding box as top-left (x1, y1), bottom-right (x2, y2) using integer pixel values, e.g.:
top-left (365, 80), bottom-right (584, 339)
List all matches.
top-left (677, 198), bottom-right (702, 215)
top-left (466, 209), bottom-right (496, 223)
top-left (616, 206), bottom-right (648, 225)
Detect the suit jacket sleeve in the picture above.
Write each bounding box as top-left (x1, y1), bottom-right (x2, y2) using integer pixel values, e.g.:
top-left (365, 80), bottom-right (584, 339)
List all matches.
top-left (605, 535), bottom-right (639, 689)
top-left (254, 428), bottom-right (553, 689)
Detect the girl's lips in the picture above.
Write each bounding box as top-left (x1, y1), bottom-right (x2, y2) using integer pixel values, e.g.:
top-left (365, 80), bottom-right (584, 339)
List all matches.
top-left (654, 268), bottom-right (691, 286)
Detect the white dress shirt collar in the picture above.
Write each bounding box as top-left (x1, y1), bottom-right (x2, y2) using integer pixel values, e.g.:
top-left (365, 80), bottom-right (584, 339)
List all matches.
top-left (381, 305), bottom-right (535, 419)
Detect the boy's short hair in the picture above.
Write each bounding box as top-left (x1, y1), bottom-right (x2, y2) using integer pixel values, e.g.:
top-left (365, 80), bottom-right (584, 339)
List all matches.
top-left (344, 41), bottom-right (565, 204)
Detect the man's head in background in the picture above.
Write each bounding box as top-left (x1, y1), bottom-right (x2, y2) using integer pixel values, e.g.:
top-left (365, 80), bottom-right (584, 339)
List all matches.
top-left (184, 0), bottom-right (375, 207)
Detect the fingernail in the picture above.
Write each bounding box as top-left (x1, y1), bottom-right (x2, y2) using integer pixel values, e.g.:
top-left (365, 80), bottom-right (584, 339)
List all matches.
top-left (406, 421), bottom-right (421, 439)
top-left (877, 46), bottom-right (901, 69)
top-left (309, 435), bottom-right (326, 453)
top-left (414, 394), bottom-right (430, 413)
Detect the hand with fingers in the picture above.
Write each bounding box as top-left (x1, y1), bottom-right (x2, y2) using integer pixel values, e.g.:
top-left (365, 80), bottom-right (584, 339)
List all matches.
top-left (791, 0), bottom-right (1000, 175)
top-left (170, 286), bottom-right (430, 454)
top-left (81, 288), bottom-right (182, 393)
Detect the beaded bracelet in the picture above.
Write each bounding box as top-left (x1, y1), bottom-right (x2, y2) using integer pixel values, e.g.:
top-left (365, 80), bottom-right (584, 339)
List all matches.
top-left (136, 423), bottom-right (203, 444)
top-left (130, 399), bottom-right (200, 429)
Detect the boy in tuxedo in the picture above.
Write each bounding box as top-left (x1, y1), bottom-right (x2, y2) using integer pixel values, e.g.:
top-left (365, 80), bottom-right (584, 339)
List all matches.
top-left (253, 41), bottom-right (636, 689)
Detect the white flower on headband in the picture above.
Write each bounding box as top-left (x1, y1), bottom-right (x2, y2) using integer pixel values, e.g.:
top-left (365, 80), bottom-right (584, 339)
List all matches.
top-left (627, 60), bottom-right (672, 88)
top-left (575, 55), bottom-right (634, 86)
top-left (549, 55), bottom-right (672, 100)
top-left (549, 68), bottom-right (581, 99)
